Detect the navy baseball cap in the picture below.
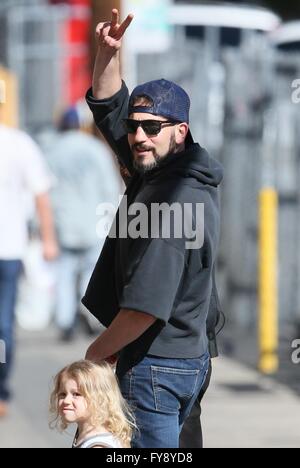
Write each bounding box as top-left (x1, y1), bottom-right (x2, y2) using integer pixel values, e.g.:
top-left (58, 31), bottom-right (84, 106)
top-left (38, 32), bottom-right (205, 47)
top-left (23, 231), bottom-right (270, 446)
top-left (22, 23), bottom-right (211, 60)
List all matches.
top-left (128, 79), bottom-right (194, 144)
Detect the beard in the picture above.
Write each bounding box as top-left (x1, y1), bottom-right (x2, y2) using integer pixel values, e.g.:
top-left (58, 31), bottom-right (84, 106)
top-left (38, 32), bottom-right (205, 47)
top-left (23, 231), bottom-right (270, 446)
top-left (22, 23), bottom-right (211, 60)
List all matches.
top-left (132, 133), bottom-right (179, 174)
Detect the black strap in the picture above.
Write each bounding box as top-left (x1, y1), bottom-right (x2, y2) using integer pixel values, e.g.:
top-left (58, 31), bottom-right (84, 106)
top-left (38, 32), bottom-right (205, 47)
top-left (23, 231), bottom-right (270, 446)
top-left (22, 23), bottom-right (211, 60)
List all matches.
top-left (206, 267), bottom-right (225, 358)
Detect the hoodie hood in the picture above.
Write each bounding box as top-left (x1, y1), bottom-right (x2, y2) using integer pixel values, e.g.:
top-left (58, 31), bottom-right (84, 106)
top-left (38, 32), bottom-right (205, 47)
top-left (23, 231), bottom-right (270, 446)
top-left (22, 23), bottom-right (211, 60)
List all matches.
top-left (144, 143), bottom-right (223, 188)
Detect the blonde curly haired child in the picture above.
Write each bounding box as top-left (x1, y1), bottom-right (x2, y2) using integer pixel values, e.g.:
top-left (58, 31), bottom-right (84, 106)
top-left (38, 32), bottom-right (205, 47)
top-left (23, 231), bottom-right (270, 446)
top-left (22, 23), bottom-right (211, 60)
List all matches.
top-left (50, 360), bottom-right (136, 448)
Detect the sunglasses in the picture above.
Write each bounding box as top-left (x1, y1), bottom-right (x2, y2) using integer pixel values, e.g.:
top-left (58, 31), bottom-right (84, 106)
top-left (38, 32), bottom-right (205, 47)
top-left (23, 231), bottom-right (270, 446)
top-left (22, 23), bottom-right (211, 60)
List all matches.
top-left (122, 118), bottom-right (178, 136)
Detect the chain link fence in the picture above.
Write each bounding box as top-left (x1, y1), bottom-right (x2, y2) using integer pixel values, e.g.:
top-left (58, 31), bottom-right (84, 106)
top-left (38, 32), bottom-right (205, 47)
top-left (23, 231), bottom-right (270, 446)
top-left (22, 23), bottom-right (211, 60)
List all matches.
top-left (0, 0), bottom-right (90, 133)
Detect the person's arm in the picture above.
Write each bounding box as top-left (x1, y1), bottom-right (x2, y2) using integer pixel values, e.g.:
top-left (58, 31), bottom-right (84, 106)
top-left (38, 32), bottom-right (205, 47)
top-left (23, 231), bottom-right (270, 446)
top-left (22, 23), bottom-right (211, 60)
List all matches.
top-left (85, 238), bottom-right (186, 364)
top-left (92, 9), bottom-right (133, 100)
top-left (86, 9), bottom-right (134, 174)
top-left (85, 308), bottom-right (156, 364)
top-left (35, 192), bottom-right (59, 261)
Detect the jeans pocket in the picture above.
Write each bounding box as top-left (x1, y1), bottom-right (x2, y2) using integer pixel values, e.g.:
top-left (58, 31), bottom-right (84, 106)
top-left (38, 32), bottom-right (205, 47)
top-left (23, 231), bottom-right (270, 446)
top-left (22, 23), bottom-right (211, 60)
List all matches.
top-left (151, 366), bottom-right (200, 414)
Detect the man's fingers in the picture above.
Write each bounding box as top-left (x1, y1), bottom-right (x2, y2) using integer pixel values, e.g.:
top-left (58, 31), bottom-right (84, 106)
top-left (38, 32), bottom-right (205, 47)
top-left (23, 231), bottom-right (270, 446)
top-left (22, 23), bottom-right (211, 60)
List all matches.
top-left (97, 10), bottom-right (133, 43)
top-left (95, 22), bottom-right (103, 36)
top-left (96, 21), bottom-right (109, 37)
top-left (111, 9), bottom-right (119, 25)
top-left (116, 14), bottom-right (134, 39)
top-left (110, 8), bottom-right (119, 30)
top-left (103, 35), bottom-right (120, 49)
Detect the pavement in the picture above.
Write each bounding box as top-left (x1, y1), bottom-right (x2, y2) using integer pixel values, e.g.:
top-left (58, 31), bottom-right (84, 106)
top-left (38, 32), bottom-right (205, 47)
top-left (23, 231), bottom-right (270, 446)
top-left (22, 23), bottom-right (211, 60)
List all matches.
top-left (203, 356), bottom-right (300, 448)
top-left (0, 325), bottom-right (299, 448)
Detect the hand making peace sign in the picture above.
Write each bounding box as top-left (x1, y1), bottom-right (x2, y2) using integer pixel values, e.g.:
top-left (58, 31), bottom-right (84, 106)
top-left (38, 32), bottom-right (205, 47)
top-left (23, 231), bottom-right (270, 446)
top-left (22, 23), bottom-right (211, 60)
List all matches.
top-left (96, 9), bottom-right (134, 52)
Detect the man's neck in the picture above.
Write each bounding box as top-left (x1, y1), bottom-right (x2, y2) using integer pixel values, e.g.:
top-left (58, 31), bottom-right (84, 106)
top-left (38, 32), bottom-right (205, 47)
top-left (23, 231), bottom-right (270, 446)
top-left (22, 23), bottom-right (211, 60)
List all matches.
top-left (174, 142), bottom-right (185, 154)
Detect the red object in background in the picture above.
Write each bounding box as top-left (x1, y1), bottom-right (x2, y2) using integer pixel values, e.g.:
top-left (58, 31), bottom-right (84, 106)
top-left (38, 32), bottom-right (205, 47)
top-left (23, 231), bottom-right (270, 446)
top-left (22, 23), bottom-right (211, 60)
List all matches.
top-left (50, 0), bottom-right (92, 105)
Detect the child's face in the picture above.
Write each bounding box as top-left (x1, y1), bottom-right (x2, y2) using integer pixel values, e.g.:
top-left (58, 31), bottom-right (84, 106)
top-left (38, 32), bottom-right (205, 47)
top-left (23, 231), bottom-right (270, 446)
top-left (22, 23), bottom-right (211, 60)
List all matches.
top-left (58, 378), bottom-right (89, 424)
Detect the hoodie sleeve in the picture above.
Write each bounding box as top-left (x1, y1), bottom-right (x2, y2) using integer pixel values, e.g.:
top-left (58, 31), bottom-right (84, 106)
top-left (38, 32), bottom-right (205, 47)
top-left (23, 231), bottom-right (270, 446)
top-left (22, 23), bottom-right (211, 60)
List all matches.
top-left (85, 82), bottom-right (134, 175)
top-left (119, 238), bottom-right (185, 324)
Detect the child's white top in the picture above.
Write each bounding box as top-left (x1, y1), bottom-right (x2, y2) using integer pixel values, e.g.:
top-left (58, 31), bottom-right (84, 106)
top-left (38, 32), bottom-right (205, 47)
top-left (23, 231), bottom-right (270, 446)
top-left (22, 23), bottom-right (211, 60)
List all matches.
top-left (72, 432), bottom-right (123, 449)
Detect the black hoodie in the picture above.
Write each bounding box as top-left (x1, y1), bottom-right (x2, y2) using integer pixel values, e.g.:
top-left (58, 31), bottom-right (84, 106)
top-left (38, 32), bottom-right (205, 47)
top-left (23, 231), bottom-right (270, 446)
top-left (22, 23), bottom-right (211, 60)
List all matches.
top-left (83, 83), bottom-right (223, 377)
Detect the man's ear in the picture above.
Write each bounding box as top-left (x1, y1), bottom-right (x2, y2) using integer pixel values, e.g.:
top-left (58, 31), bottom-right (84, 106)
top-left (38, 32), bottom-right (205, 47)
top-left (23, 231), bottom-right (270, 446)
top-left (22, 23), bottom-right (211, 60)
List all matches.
top-left (176, 123), bottom-right (189, 144)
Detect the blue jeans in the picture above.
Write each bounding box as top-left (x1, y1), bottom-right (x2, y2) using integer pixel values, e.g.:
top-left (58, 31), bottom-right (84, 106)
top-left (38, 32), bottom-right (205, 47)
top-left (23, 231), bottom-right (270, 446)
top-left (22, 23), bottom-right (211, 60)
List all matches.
top-left (55, 247), bottom-right (99, 331)
top-left (0, 260), bottom-right (22, 401)
top-left (119, 352), bottom-right (210, 448)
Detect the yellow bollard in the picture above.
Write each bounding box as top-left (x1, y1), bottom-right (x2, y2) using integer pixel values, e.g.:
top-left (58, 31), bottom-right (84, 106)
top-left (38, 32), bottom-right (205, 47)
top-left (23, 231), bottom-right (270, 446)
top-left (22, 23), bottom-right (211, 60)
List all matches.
top-left (258, 188), bottom-right (278, 374)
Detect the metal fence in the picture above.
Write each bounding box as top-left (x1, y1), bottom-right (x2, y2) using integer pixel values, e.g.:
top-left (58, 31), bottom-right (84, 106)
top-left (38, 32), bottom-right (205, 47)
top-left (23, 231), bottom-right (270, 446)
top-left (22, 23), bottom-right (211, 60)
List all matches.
top-left (0, 0), bottom-right (90, 133)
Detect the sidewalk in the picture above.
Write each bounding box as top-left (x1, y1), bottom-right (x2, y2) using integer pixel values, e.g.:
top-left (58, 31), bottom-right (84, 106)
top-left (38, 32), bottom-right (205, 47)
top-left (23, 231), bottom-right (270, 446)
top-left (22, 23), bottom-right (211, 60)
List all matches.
top-left (202, 357), bottom-right (300, 448)
top-left (0, 326), bottom-right (299, 448)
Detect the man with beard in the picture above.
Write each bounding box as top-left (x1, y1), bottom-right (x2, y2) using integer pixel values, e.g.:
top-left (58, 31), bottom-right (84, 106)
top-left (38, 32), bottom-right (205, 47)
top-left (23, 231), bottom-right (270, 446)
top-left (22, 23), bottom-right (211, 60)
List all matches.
top-left (83, 10), bottom-right (223, 448)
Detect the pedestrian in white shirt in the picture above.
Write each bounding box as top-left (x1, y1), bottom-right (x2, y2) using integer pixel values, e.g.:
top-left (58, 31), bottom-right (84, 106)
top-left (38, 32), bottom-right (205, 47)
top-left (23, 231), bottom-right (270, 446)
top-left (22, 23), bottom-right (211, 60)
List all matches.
top-left (0, 108), bottom-right (58, 417)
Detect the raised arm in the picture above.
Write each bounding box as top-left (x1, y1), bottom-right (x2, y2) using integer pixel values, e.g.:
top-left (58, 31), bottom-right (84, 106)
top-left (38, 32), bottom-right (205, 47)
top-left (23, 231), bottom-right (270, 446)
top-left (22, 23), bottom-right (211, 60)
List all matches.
top-left (92, 9), bottom-right (133, 100)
